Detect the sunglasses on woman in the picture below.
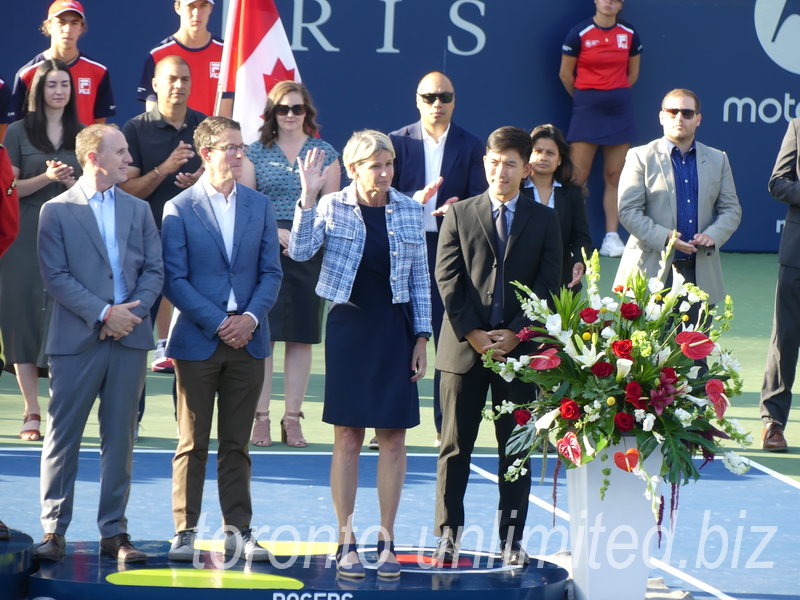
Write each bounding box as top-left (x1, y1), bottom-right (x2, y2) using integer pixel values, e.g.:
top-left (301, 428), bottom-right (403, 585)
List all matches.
top-left (275, 103), bottom-right (307, 116)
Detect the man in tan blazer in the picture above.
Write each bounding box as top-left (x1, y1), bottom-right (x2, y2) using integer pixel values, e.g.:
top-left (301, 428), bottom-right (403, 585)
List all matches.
top-left (615, 88), bottom-right (741, 309)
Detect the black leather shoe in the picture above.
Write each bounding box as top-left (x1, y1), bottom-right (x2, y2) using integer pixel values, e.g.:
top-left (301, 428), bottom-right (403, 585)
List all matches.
top-left (100, 533), bottom-right (147, 563)
top-left (501, 540), bottom-right (530, 566)
top-left (762, 422), bottom-right (788, 452)
top-left (432, 535), bottom-right (458, 566)
top-left (0, 519), bottom-right (9, 541)
top-left (33, 533), bottom-right (66, 561)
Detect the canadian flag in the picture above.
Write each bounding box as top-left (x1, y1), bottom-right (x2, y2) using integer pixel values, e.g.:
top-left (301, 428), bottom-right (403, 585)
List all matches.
top-left (217, 0), bottom-right (301, 143)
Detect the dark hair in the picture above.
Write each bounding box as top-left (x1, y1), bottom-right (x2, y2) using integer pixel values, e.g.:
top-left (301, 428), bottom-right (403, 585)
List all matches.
top-left (530, 124), bottom-right (578, 185)
top-left (257, 81), bottom-right (319, 147)
top-left (662, 88), bottom-right (701, 113)
top-left (486, 126), bottom-right (532, 163)
top-left (23, 59), bottom-right (81, 154)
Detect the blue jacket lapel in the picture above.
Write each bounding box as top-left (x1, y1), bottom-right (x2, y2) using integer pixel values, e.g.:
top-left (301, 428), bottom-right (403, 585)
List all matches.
top-left (191, 185), bottom-right (230, 265)
top-left (230, 184), bottom-right (251, 266)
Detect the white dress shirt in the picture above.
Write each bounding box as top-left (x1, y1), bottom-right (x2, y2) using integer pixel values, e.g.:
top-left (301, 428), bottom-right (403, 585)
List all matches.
top-left (523, 177), bottom-right (562, 208)
top-left (412, 123), bottom-right (450, 233)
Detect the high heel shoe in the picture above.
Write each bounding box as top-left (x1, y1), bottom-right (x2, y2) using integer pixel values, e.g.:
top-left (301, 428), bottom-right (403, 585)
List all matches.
top-left (335, 542), bottom-right (365, 578)
top-left (252, 412), bottom-right (272, 447)
top-left (281, 412), bottom-right (307, 447)
top-left (376, 540), bottom-right (401, 578)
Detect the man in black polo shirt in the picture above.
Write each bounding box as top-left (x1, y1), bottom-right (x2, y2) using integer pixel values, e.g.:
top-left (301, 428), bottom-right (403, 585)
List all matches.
top-left (120, 55), bottom-right (205, 432)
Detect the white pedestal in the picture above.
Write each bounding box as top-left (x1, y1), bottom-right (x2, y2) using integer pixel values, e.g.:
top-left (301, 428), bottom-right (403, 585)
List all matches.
top-left (566, 445), bottom-right (662, 600)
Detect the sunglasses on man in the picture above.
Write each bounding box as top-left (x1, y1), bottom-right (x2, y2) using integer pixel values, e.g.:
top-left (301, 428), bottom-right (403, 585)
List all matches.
top-left (417, 92), bottom-right (454, 104)
top-left (275, 104), bottom-right (307, 116)
top-left (662, 108), bottom-right (698, 120)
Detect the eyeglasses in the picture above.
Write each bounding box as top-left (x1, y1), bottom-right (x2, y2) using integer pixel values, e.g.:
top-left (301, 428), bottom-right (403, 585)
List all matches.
top-left (274, 104), bottom-right (307, 116)
top-left (662, 108), bottom-right (698, 120)
top-left (207, 144), bottom-right (248, 156)
top-left (417, 92), bottom-right (454, 104)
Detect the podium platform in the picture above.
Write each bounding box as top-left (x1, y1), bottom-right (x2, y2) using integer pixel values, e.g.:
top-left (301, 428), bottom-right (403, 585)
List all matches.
top-left (27, 540), bottom-right (569, 600)
top-left (0, 529), bottom-right (35, 599)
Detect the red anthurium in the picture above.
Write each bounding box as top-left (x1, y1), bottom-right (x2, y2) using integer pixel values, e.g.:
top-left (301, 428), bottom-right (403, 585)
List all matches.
top-left (675, 331), bottom-right (715, 360)
top-left (529, 348), bottom-right (561, 370)
top-left (705, 379), bottom-right (729, 419)
top-left (557, 431), bottom-right (582, 466)
top-left (613, 448), bottom-right (640, 472)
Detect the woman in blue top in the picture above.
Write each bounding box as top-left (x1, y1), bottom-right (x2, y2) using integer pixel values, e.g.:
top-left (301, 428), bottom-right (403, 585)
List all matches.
top-left (241, 81), bottom-right (340, 448)
top-left (290, 130), bottom-right (431, 579)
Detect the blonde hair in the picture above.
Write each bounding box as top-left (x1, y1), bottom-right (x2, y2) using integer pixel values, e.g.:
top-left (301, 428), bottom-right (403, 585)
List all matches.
top-left (75, 123), bottom-right (118, 168)
top-left (342, 130), bottom-right (395, 180)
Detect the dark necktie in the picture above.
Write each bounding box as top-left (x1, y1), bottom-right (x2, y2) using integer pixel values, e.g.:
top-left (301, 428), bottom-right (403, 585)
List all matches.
top-left (490, 204), bottom-right (508, 327)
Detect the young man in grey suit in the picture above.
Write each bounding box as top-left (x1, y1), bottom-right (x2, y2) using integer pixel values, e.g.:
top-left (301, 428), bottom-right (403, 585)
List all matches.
top-left (434, 127), bottom-right (562, 566)
top-left (161, 116), bottom-right (282, 562)
top-left (35, 124), bottom-right (164, 562)
top-left (759, 118), bottom-right (800, 452)
top-left (615, 88), bottom-right (741, 320)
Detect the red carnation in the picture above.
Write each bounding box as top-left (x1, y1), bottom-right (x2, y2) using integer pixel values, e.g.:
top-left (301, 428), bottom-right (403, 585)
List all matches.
top-left (613, 285), bottom-right (625, 293)
top-left (516, 328), bottom-right (536, 342)
top-left (560, 398), bottom-right (580, 420)
top-left (591, 361), bottom-right (614, 378)
top-left (614, 412), bottom-right (635, 433)
top-left (612, 339), bottom-right (633, 360)
top-left (514, 409), bottom-right (532, 426)
top-left (580, 307), bottom-right (600, 323)
top-left (620, 302), bottom-right (643, 321)
top-left (625, 381), bottom-right (647, 410)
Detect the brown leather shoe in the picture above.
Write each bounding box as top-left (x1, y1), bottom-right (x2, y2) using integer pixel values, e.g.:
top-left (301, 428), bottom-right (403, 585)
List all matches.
top-left (33, 533), bottom-right (66, 561)
top-left (0, 519), bottom-right (10, 541)
top-left (762, 422), bottom-right (789, 452)
top-left (100, 533), bottom-right (147, 563)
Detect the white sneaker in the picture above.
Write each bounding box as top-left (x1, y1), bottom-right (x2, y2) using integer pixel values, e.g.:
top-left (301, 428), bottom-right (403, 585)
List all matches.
top-left (599, 232), bottom-right (626, 258)
top-left (168, 529), bottom-right (197, 561)
top-left (225, 528), bottom-right (272, 562)
top-left (151, 343), bottom-right (174, 373)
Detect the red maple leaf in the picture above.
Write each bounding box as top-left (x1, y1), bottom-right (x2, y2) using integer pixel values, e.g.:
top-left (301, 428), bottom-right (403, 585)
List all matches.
top-left (263, 59), bottom-right (296, 95)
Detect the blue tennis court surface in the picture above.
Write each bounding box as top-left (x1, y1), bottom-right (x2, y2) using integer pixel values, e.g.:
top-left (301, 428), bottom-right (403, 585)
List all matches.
top-left (0, 448), bottom-right (798, 599)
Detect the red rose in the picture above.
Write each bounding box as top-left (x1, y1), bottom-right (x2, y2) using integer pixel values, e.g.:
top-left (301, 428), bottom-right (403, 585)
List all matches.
top-left (516, 328), bottom-right (536, 342)
top-left (614, 412), bottom-right (635, 433)
top-left (591, 361), bottom-right (614, 378)
top-left (560, 398), bottom-right (580, 420)
top-left (612, 339), bottom-right (633, 360)
top-left (625, 381), bottom-right (647, 410)
top-left (514, 409), bottom-right (532, 426)
top-left (620, 302), bottom-right (643, 321)
top-left (580, 307), bottom-right (600, 323)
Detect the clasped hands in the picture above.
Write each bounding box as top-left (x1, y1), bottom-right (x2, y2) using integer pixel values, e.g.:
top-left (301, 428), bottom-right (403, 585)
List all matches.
top-left (99, 300), bottom-right (143, 341)
top-left (668, 230), bottom-right (715, 254)
top-left (465, 328), bottom-right (520, 362)
top-left (218, 315), bottom-right (256, 350)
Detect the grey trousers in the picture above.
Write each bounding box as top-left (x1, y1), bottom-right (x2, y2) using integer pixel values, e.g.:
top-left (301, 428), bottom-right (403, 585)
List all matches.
top-left (40, 339), bottom-right (147, 538)
top-left (760, 264), bottom-right (800, 427)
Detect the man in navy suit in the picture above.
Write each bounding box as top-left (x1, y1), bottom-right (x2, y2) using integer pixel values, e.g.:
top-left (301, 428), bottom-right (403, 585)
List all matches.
top-left (161, 116), bottom-right (282, 562)
top-left (389, 71), bottom-right (486, 442)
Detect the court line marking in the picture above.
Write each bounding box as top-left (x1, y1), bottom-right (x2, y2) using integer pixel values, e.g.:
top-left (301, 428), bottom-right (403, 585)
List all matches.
top-left (747, 457), bottom-right (800, 491)
top-left (469, 463), bottom-right (737, 600)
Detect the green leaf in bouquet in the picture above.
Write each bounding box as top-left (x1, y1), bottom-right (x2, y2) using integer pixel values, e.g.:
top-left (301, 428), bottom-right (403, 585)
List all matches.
top-left (506, 423), bottom-right (538, 456)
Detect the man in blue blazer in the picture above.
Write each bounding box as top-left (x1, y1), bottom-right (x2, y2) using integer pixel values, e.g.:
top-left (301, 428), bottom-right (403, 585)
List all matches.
top-left (389, 71), bottom-right (486, 441)
top-left (161, 116), bottom-right (282, 562)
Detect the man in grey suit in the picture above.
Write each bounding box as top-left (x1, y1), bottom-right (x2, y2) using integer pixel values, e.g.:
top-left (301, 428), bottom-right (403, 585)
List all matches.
top-left (161, 116), bottom-right (282, 562)
top-left (615, 88), bottom-right (741, 315)
top-left (759, 119), bottom-right (800, 452)
top-left (35, 124), bottom-right (164, 562)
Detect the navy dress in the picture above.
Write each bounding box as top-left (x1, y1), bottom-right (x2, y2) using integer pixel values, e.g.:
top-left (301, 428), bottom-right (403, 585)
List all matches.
top-left (322, 204), bottom-right (420, 429)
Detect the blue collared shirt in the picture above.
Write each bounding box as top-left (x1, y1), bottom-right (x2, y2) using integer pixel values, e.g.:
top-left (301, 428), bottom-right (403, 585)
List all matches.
top-left (668, 140), bottom-right (698, 259)
top-left (78, 179), bottom-right (128, 321)
top-left (489, 193), bottom-right (519, 238)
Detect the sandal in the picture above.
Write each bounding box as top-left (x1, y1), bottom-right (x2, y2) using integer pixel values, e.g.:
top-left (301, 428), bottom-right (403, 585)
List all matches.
top-left (376, 540), bottom-right (401, 578)
top-left (281, 412), bottom-right (307, 447)
top-left (20, 414), bottom-right (41, 441)
top-left (252, 412), bottom-right (272, 447)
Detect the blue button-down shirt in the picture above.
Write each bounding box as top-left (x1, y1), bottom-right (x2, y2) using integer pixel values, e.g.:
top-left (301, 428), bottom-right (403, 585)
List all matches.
top-left (668, 140), bottom-right (698, 259)
top-left (79, 179), bottom-right (129, 321)
top-left (489, 193), bottom-right (519, 238)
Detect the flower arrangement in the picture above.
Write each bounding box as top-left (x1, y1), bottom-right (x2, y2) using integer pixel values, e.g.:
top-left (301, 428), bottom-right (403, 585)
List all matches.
top-left (483, 248), bottom-right (752, 519)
